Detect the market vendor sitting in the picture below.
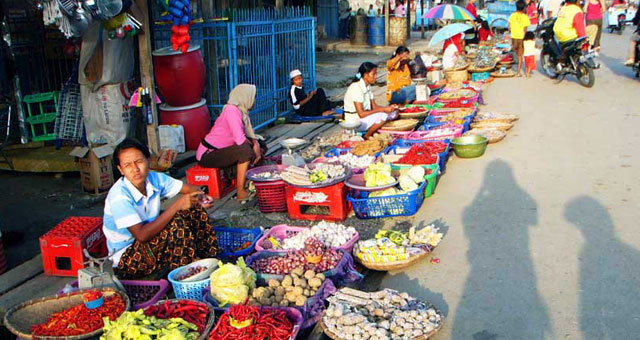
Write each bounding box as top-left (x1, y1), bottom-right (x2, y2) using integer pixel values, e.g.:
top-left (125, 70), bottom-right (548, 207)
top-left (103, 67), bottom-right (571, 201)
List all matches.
top-left (196, 84), bottom-right (266, 203)
top-left (386, 46), bottom-right (416, 105)
top-left (103, 139), bottom-right (218, 279)
top-left (442, 33), bottom-right (464, 70)
top-left (344, 62), bottom-right (397, 139)
top-left (288, 69), bottom-right (334, 116)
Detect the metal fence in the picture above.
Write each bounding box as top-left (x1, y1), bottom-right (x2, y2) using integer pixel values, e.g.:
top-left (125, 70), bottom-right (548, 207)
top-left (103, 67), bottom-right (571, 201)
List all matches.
top-left (152, 7), bottom-right (316, 130)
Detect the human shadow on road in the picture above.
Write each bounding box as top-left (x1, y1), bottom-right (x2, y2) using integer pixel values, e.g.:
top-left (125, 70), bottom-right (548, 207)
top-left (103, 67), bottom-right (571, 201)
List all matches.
top-left (452, 159), bottom-right (552, 340)
top-left (565, 196), bottom-right (640, 339)
top-left (598, 52), bottom-right (637, 79)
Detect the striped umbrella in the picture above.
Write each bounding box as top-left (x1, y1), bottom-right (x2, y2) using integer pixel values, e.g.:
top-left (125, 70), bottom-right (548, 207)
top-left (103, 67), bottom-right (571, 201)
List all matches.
top-left (422, 4), bottom-right (476, 20)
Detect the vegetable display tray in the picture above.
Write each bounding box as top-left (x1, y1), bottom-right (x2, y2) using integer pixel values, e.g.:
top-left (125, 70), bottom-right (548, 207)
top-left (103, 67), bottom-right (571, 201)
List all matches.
top-left (254, 224), bottom-right (359, 253)
top-left (347, 181), bottom-right (426, 219)
top-left (143, 299), bottom-right (216, 340)
top-left (4, 288), bottom-right (130, 340)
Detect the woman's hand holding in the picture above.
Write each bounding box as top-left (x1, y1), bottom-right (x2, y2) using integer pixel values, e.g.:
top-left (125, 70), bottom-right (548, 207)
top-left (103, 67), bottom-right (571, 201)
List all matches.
top-left (179, 191), bottom-right (202, 211)
top-left (383, 106), bottom-right (395, 113)
top-left (199, 194), bottom-right (215, 209)
top-left (252, 141), bottom-right (262, 165)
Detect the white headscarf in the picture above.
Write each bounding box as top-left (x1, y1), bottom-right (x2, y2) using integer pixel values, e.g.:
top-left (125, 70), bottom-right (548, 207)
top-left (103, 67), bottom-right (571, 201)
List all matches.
top-left (226, 84), bottom-right (258, 140)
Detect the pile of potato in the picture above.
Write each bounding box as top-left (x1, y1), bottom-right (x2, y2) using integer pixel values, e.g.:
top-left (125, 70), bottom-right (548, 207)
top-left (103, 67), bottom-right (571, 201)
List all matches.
top-left (248, 267), bottom-right (325, 308)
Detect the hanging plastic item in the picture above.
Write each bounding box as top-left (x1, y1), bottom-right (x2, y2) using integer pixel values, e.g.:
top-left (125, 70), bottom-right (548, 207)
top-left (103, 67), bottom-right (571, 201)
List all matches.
top-left (159, 0), bottom-right (192, 53)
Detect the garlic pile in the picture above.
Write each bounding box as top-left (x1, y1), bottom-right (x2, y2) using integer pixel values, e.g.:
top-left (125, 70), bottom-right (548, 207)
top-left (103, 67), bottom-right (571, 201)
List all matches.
top-left (322, 288), bottom-right (443, 340)
top-left (326, 153), bottom-right (376, 169)
top-left (281, 222), bottom-right (357, 250)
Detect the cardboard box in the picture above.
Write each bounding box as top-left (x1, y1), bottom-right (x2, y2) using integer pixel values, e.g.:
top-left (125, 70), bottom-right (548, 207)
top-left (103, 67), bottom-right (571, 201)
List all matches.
top-left (70, 145), bottom-right (115, 194)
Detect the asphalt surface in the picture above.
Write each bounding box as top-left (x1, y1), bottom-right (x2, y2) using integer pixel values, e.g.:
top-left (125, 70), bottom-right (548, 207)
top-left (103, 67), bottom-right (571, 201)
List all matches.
top-left (380, 29), bottom-right (640, 339)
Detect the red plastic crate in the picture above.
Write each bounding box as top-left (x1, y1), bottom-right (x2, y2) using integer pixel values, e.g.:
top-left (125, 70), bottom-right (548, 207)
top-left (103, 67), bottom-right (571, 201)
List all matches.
top-left (186, 165), bottom-right (236, 199)
top-left (285, 182), bottom-right (349, 221)
top-left (255, 180), bottom-right (287, 213)
top-left (39, 217), bottom-right (107, 277)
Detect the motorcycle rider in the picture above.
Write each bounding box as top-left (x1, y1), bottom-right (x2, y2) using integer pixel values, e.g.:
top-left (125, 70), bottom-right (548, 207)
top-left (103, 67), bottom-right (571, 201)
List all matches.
top-left (553, 0), bottom-right (587, 60)
top-left (623, 8), bottom-right (640, 66)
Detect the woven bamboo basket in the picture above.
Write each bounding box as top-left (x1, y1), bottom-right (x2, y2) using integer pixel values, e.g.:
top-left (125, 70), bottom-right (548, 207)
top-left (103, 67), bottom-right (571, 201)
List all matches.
top-left (475, 112), bottom-right (519, 122)
top-left (354, 251), bottom-right (430, 271)
top-left (144, 299), bottom-right (216, 340)
top-left (319, 316), bottom-right (442, 340)
top-left (470, 122), bottom-right (514, 131)
top-left (473, 117), bottom-right (513, 124)
top-left (399, 109), bottom-right (429, 119)
top-left (449, 63), bottom-right (469, 71)
top-left (490, 71), bottom-right (515, 78)
top-left (382, 119), bottom-right (419, 131)
top-left (444, 69), bottom-right (469, 84)
top-left (4, 288), bottom-right (130, 340)
top-left (464, 129), bottom-right (506, 143)
top-left (468, 65), bottom-right (495, 73)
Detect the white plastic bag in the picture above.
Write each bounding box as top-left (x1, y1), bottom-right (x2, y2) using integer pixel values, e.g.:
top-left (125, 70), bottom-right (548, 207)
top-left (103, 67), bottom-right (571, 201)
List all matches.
top-left (79, 22), bottom-right (134, 91)
top-left (81, 81), bottom-right (135, 146)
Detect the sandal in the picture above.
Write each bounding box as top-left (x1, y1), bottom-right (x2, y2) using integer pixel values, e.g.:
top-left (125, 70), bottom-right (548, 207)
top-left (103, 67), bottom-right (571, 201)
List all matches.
top-left (235, 191), bottom-right (255, 204)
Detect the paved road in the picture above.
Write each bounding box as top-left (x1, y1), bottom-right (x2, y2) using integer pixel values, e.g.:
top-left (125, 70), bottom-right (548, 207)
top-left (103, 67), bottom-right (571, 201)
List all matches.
top-left (381, 30), bottom-right (640, 339)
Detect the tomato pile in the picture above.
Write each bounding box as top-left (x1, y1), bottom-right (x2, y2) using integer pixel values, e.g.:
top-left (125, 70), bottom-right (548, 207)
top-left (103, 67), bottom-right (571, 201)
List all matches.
top-left (400, 107), bottom-right (425, 113)
top-left (396, 143), bottom-right (444, 165)
top-left (144, 300), bottom-right (210, 333)
top-left (210, 304), bottom-right (295, 340)
top-left (31, 294), bottom-right (125, 336)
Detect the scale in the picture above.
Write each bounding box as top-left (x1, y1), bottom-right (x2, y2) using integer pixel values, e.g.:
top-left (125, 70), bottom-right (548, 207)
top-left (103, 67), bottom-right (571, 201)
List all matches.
top-left (279, 138), bottom-right (307, 166)
top-left (412, 77), bottom-right (431, 102)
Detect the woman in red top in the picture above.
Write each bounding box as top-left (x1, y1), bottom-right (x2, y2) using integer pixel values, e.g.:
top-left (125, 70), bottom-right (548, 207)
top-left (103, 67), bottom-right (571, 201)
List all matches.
top-left (526, 0), bottom-right (539, 27)
top-left (584, 0), bottom-right (606, 53)
top-left (477, 19), bottom-right (494, 41)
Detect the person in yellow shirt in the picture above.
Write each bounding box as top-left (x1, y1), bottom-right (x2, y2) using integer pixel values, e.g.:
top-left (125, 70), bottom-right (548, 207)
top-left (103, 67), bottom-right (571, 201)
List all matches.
top-left (553, 0), bottom-right (587, 44)
top-left (509, 0), bottom-right (531, 77)
top-left (386, 46), bottom-right (416, 104)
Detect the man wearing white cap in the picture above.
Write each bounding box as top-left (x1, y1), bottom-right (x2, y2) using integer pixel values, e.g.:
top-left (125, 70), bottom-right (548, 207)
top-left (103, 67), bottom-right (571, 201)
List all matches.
top-left (288, 69), bottom-right (334, 117)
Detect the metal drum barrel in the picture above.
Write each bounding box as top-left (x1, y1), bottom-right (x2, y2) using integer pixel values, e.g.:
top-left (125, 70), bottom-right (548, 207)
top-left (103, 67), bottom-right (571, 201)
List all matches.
top-left (389, 17), bottom-right (407, 46)
top-left (350, 15), bottom-right (368, 45)
top-left (368, 16), bottom-right (385, 46)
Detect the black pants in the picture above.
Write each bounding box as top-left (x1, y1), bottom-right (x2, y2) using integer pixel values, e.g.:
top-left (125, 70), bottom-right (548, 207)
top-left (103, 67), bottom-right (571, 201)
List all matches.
top-left (296, 88), bottom-right (332, 117)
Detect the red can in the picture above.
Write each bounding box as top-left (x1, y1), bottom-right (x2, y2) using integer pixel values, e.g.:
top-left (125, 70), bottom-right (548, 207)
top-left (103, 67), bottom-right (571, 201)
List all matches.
top-left (152, 44), bottom-right (205, 107)
top-left (159, 99), bottom-right (212, 151)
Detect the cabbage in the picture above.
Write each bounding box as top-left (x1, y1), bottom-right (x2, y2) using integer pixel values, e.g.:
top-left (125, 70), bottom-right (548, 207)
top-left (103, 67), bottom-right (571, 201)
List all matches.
top-left (399, 174), bottom-right (419, 192)
top-left (369, 187), bottom-right (399, 197)
top-left (364, 163), bottom-right (395, 187)
top-left (407, 166), bottom-right (426, 184)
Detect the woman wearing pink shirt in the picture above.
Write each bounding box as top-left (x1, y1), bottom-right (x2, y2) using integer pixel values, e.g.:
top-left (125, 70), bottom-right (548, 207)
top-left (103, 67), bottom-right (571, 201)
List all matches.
top-left (584, 0), bottom-right (606, 53)
top-left (196, 84), bottom-right (264, 202)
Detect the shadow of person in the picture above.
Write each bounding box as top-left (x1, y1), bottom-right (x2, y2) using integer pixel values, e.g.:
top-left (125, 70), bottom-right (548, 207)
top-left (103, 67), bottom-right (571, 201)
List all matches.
top-left (565, 196), bottom-right (640, 339)
top-left (452, 159), bottom-right (552, 340)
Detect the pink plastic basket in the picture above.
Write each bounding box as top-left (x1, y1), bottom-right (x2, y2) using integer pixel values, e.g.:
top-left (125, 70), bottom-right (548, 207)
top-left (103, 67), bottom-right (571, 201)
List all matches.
top-left (254, 224), bottom-right (359, 253)
top-left (379, 129), bottom-right (414, 138)
top-left (407, 126), bottom-right (463, 140)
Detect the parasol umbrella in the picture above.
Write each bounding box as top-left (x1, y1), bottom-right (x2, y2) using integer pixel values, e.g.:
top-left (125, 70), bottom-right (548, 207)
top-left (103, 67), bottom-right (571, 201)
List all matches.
top-left (429, 23), bottom-right (472, 46)
top-left (422, 4), bottom-right (476, 20)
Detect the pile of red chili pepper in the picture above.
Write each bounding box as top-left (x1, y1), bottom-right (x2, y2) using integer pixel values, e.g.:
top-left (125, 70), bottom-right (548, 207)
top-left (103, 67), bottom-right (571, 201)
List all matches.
top-left (438, 99), bottom-right (476, 108)
top-left (210, 304), bottom-right (294, 340)
top-left (400, 107), bottom-right (426, 113)
top-left (396, 143), bottom-right (444, 165)
top-left (31, 294), bottom-right (125, 336)
top-left (144, 300), bottom-right (210, 333)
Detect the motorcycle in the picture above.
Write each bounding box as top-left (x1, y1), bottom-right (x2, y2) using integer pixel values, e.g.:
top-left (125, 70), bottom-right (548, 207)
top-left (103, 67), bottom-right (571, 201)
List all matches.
top-left (608, 8), bottom-right (627, 34)
top-left (536, 18), bottom-right (597, 88)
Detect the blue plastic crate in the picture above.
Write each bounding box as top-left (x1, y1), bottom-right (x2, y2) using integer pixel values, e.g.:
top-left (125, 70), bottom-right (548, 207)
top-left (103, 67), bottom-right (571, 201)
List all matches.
top-left (471, 72), bottom-right (490, 81)
top-left (214, 227), bottom-right (262, 259)
top-left (347, 181), bottom-right (426, 219)
top-left (324, 147), bottom-right (353, 158)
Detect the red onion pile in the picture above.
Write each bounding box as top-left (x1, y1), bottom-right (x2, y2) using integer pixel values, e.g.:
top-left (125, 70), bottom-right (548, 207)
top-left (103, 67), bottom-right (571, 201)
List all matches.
top-left (251, 237), bottom-right (343, 275)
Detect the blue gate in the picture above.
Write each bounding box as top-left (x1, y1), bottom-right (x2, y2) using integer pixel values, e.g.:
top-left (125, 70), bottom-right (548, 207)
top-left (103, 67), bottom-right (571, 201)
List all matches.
top-left (317, 0), bottom-right (339, 38)
top-left (152, 7), bottom-right (316, 130)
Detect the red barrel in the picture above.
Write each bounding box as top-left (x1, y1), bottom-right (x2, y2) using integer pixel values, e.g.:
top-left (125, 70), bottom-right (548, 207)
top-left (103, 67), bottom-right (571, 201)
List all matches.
top-left (159, 99), bottom-right (212, 151)
top-left (153, 45), bottom-right (205, 107)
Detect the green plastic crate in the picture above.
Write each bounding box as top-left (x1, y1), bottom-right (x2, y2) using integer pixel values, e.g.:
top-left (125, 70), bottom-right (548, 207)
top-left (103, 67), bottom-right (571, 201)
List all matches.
top-left (23, 91), bottom-right (59, 142)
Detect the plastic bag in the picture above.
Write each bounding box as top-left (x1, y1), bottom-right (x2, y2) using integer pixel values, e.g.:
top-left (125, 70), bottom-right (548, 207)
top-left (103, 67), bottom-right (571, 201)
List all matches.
top-left (209, 258), bottom-right (256, 307)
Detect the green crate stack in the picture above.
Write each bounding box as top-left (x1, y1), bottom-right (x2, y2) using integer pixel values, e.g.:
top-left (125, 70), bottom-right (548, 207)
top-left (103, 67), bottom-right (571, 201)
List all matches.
top-left (23, 92), bottom-right (59, 142)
